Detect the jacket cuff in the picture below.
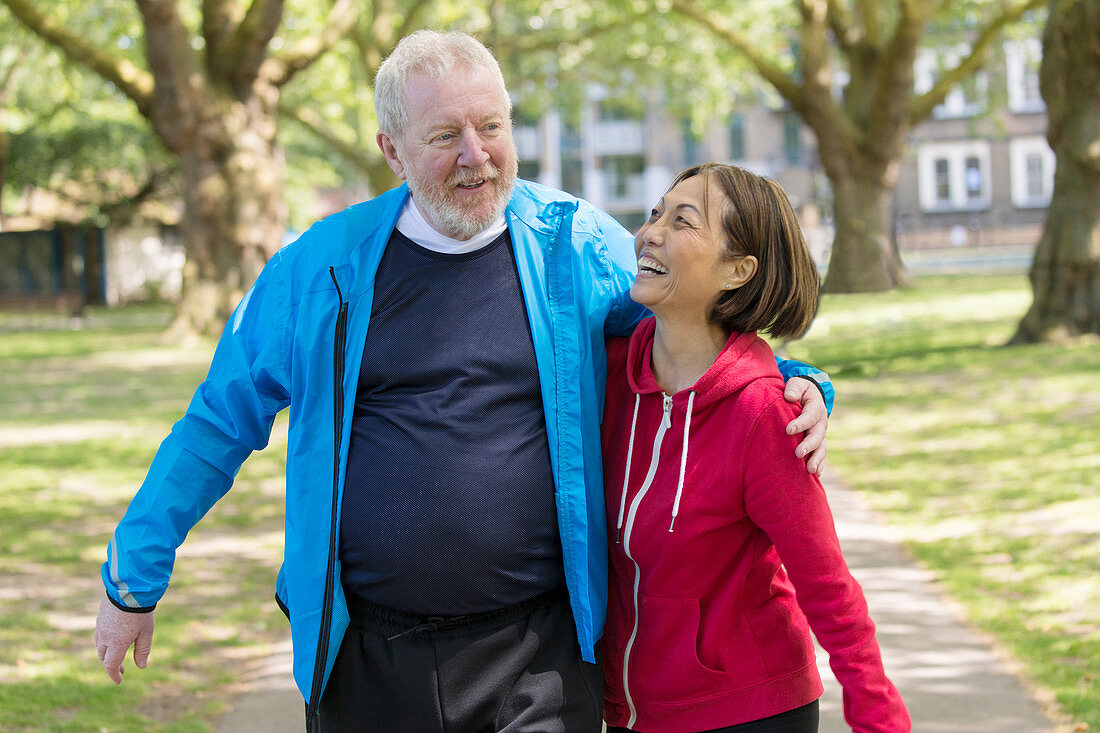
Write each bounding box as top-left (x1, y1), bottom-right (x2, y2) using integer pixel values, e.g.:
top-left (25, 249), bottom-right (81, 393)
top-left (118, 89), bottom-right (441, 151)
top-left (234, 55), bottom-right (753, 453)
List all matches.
top-left (792, 374), bottom-right (831, 414)
top-left (106, 593), bottom-right (157, 614)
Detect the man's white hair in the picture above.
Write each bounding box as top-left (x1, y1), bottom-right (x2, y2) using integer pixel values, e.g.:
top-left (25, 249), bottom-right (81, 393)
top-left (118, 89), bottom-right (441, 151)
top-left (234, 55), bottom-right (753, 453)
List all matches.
top-left (374, 30), bottom-right (511, 137)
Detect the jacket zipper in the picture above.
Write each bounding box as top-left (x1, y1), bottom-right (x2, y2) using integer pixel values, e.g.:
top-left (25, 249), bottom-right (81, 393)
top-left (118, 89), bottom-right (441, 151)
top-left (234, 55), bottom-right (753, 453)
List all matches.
top-left (305, 268), bottom-right (349, 726)
top-left (620, 393), bottom-right (674, 729)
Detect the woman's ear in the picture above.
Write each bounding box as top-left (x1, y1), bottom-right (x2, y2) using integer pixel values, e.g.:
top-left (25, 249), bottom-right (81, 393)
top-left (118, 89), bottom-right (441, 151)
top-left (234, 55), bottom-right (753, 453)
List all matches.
top-left (722, 255), bottom-right (759, 290)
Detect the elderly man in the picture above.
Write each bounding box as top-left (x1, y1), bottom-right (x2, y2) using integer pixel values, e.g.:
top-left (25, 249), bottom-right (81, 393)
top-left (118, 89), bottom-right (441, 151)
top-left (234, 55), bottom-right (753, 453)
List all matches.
top-left (94, 30), bottom-right (831, 732)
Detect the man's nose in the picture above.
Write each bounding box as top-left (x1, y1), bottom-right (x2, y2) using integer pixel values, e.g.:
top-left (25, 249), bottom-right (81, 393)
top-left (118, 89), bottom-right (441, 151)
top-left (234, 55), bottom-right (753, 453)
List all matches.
top-left (457, 129), bottom-right (491, 168)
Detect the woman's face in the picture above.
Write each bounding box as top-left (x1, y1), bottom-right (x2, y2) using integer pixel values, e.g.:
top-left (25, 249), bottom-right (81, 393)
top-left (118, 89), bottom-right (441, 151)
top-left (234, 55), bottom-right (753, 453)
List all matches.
top-left (631, 174), bottom-right (735, 322)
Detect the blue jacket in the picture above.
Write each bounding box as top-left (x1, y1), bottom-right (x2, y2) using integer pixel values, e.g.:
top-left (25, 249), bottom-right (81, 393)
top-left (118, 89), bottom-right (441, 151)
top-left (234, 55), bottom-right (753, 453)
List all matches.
top-left (102, 180), bottom-right (833, 717)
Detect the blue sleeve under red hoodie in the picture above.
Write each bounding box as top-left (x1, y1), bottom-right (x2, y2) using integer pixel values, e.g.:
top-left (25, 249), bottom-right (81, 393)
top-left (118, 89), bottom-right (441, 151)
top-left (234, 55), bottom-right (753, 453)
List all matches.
top-left (601, 317), bottom-right (910, 733)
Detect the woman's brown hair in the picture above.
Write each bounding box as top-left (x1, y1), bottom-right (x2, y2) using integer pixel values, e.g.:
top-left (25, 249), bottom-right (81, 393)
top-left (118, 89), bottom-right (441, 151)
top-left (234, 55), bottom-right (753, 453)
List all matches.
top-left (669, 163), bottom-right (820, 339)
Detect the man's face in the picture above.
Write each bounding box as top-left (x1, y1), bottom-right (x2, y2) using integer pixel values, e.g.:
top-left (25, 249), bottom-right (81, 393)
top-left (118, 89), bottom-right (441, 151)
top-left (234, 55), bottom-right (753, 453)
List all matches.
top-left (377, 64), bottom-right (518, 240)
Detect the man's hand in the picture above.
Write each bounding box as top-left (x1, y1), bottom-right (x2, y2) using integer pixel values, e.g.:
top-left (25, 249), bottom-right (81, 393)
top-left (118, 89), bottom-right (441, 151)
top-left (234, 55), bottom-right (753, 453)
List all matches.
top-left (94, 595), bottom-right (155, 684)
top-left (783, 378), bottom-right (828, 475)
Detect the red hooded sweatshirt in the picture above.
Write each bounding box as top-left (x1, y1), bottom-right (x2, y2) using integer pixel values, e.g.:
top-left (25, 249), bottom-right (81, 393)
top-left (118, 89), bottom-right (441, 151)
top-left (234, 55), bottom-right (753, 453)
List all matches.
top-left (601, 318), bottom-right (909, 732)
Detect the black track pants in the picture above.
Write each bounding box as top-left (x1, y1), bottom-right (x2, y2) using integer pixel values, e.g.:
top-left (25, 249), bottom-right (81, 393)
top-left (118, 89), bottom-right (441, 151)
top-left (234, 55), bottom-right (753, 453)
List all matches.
top-left (314, 590), bottom-right (604, 732)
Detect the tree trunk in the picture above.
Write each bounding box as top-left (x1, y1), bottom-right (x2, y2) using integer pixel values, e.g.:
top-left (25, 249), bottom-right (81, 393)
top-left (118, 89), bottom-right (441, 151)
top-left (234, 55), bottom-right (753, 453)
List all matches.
top-left (1011, 0), bottom-right (1100, 343)
top-left (165, 91), bottom-right (287, 339)
top-left (822, 174), bottom-right (911, 293)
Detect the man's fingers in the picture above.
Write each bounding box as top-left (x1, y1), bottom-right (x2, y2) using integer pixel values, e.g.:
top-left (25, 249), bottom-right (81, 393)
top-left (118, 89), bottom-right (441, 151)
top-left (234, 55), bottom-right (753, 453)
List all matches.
top-left (102, 645), bottom-right (128, 685)
top-left (793, 417), bottom-right (826, 457)
top-left (806, 441), bottom-right (827, 475)
top-left (786, 411), bottom-right (814, 436)
top-left (133, 629), bottom-right (153, 669)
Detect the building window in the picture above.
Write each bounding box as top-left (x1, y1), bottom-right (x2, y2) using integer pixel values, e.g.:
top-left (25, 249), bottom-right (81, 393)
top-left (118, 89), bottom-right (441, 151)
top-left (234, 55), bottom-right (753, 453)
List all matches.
top-left (518, 160), bottom-right (540, 183)
top-left (964, 156), bottom-right (984, 202)
top-left (914, 46), bottom-right (988, 119)
top-left (783, 113), bottom-right (802, 165)
top-left (917, 141), bottom-right (992, 211)
top-left (1005, 39), bottom-right (1044, 113)
top-left (934, 159), bottom-right (951, 204)
top-left (1009, 136), bottom-right (1055, 207)
top-left (729, 115), bottom-right (745, 161)
top-left (603, 154), bottom-right (646, 203)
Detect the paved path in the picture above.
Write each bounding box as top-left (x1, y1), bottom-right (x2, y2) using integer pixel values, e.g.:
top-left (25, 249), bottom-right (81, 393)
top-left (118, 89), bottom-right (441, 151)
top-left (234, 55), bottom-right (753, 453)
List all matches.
top-left (214, 473), bottom-right (1060, 732)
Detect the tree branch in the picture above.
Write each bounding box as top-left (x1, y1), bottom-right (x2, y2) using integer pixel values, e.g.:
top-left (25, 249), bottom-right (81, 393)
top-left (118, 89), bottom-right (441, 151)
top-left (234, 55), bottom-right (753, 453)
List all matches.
top-left (279, 100), bottom-right (377, 174)
top-left (0, 0), bottom-right (155, 116)
top-left (0, 45), bottom-right (30, 105)
top-left (671, 0), bottom-right (806, 104)
top-left (855, 0), bottom-right (882, 48)
top-left (223, 0), bottom-right (285, 86)
top-left (134, 0), bottom-right (206, 146)
top-left (800, 0), bottom-right (832, 93)
top-left (826, 0), bottom-right (861, 55)
top-left (268, 0), bottom-right (359, 86)
top-left (202, 0), bottom-right (239, 60)
top-left (909, 0), bottom-right (1044, 123)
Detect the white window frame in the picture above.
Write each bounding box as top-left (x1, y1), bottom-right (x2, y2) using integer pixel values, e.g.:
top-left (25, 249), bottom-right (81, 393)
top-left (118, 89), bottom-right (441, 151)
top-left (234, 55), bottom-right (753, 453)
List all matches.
top-left (1009, 136), bottom-right (1056, 208)
top-left (1004, 38), bottom-right (1044, 114)
top-left (914, 45), bottom-right (988, 119)
top-left (917, 141), bottom-right (993, 212)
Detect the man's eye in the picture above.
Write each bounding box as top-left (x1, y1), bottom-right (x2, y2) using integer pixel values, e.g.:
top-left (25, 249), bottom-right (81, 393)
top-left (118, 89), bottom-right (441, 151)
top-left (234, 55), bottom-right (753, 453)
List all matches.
top-left (649, 209), bottom-right (660, 221)
top-left (434, 133), bottom-right (455, 142)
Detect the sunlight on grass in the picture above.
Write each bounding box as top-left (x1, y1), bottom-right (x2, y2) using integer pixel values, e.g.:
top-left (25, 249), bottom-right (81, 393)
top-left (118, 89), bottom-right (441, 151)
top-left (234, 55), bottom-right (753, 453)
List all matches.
top-left (3, 281), bottom-right (1097, 730)
top-left (785, 272), bottom-right (1100, 729)
top-left (0, 307), bottom-right (291, 732)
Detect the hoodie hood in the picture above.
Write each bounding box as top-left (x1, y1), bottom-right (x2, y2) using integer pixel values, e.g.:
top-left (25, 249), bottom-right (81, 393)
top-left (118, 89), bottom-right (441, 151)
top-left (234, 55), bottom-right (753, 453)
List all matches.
top-left (625, 317), bottom-right (782, 408)
top-left (613, 317), bottom-right (783, 543)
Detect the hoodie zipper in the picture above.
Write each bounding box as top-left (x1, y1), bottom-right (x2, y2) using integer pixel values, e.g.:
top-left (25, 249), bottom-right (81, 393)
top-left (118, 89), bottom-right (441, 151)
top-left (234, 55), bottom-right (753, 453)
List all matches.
top-left (305, 268), bottom-right (348, 726)
top-left (620, 393), bottom-right (674, 729)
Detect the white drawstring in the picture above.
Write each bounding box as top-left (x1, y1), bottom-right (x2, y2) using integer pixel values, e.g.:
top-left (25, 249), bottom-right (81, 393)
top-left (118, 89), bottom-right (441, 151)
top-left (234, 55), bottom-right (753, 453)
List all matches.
top-left (616, 393), bottom-right (641, 543)
top-left (669, 390), bottom-right (696, 532)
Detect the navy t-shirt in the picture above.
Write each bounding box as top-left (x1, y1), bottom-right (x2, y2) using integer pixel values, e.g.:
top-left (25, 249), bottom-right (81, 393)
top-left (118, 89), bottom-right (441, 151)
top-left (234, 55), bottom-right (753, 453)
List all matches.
top-left (339, 229), bottom-right (564, 615)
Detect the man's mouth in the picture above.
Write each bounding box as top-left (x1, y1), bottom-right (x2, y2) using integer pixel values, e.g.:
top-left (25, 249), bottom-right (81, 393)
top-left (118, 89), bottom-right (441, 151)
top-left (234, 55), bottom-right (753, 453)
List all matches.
top-left (638, 255), bottom-right (668, 275)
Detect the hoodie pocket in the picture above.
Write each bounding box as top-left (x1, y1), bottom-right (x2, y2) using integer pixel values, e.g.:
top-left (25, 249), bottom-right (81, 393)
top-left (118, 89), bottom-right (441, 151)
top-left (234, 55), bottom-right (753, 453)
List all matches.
top-left (631, 594), bottom-right (727, 703)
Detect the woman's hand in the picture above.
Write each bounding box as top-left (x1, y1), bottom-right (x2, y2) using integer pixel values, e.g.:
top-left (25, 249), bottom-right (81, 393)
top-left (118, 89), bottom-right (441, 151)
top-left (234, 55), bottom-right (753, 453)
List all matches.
top-left (783, 378), bottom-right (828, 474)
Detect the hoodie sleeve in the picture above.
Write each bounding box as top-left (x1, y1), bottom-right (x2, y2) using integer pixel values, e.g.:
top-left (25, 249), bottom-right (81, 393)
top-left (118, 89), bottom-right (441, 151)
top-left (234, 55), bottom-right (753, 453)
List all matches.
top-left (742, 395), bottom-right (910, 733)
top-left (101, 255), bottom-right (293, 611)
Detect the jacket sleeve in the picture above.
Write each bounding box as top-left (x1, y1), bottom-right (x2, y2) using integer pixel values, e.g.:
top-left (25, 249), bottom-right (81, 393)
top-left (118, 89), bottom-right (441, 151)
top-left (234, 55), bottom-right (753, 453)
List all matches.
top-left (101, 256), bottom-right (293, 610)
top-left (742, 397), bottom-right (910, 732)
top-left (774, 357), bottom-right (834, 415)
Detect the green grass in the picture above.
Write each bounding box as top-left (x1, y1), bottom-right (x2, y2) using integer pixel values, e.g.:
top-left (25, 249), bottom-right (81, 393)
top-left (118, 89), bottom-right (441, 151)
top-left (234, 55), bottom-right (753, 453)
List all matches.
top-left (0, 306), bottom-right (290, 732)
top-left (783, 272), bottom-right (1100, 730)
top-left (3, 279), bottom-right (1097, 730)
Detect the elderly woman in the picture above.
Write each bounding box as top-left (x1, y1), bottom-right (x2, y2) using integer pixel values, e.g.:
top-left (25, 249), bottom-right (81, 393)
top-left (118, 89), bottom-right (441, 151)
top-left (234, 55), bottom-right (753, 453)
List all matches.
top-left (601, 164), bottom-right (910, 733)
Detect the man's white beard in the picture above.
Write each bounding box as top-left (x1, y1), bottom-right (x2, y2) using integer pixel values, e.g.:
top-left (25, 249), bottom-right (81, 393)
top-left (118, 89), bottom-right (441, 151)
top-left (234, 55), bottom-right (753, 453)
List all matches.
top-left (407, 157), bottom-right (518, 240)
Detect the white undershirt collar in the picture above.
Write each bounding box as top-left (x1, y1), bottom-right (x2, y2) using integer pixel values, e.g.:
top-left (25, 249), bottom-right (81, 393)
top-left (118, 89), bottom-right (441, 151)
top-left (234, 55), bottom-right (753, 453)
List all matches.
top-left (395, 195), bottom-right (507, 254)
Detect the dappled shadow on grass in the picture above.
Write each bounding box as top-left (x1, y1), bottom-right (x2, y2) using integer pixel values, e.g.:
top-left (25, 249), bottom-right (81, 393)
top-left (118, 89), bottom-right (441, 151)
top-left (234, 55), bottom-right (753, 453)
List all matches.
top-left (815, 484), bottom-right (1060, 732)
top-left (0, 308), bottom-right (294, 731)
top-left (787, 276), bottom-right (1100, 729)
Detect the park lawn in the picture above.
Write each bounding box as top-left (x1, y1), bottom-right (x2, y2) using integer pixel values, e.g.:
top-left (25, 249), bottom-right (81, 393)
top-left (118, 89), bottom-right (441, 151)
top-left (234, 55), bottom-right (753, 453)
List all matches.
top-left (1, 273), bottom-right (1097, 730)
top-left (784, 272), bottom-right (1100, 730)
top-left (0, 307), bottom-right (291, 732)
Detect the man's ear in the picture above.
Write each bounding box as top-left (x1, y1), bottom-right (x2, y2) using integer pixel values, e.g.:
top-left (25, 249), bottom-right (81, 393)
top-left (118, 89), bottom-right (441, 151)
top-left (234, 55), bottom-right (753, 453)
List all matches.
top-left (722, 255), bottom-right (759, 290)
top-left (376, 131), bottom-right (407, 180)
